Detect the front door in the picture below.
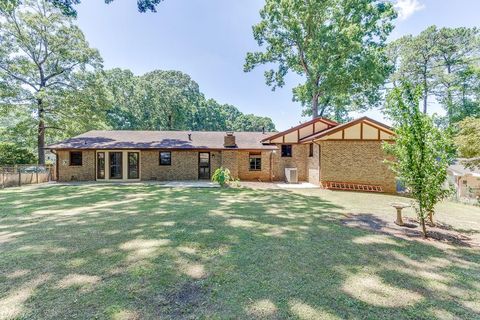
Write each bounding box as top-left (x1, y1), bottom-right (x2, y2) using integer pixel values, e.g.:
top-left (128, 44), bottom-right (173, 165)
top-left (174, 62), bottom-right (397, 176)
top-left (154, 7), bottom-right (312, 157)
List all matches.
top-left (109, 152), bottom-right (123, 179)
top-left (198, 152), bottom-right (210, 179)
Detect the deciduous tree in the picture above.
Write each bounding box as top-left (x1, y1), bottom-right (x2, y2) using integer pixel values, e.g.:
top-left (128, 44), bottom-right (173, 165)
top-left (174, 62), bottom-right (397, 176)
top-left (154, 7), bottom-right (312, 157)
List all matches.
top-left (101, 69), bottom-right (277, 132)
top-left (103, 68), bottom-right (139, 130)
top-left (384, 82), bottom-right (455, 237)
top-left (0, 142), bottom-right (37, 165)
top-left (455, 117), bottom-right (480, 169)
top-left (3, 0), bottom-right (165, 17)
top-left (133, 70), bottom-right (201, 130)
top-left (245, 0), bottom-right (396, 120)
top-left (0, 0), bottom-right (102, 164)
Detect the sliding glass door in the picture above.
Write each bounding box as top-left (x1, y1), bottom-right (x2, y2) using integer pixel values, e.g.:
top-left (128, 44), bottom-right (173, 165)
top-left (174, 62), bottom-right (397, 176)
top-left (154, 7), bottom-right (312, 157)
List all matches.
top-left (109, 152), bottom-right (123, 179)
top-left (97, 152), bottom-right (105, 179)
top-left (128, 152), bottom-right (139, 179)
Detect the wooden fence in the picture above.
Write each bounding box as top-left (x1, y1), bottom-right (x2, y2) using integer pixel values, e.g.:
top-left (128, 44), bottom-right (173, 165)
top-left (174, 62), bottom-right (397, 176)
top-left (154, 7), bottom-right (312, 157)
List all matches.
top-left (0, 165), bottom-right (55, 189)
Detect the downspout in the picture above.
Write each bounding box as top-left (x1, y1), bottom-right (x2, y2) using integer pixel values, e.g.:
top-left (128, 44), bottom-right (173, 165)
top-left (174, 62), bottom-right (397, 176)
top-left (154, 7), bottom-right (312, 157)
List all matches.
top-left (51, 149), bottom-right (58, 182)
top-left (269, 150), bottom-right (274, 182)
top-left (313, 140), bottom-right (322, 186)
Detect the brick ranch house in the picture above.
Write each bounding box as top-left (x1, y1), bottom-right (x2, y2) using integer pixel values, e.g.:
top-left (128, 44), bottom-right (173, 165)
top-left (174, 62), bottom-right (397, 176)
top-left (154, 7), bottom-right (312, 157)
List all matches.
top-left (47, 116), bottom-right (397, 193)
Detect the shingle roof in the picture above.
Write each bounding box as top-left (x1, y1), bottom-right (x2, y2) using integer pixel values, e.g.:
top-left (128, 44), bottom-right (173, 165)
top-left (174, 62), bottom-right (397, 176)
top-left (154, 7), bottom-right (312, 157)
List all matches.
top-left (47, 130), bottom-right (278, 150)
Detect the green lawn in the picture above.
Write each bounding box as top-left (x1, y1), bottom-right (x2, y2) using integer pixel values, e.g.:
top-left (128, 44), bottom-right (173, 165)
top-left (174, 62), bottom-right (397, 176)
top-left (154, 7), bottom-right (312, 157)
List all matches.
top-left (0, 184), bottom-right (479, 319)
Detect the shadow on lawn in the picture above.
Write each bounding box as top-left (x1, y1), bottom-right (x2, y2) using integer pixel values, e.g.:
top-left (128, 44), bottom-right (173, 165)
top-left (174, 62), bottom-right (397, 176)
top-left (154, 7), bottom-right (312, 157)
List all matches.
top-left (342, 213), bottom-right (479, 248)
top-left (0, 184), bottom-right (479, 319)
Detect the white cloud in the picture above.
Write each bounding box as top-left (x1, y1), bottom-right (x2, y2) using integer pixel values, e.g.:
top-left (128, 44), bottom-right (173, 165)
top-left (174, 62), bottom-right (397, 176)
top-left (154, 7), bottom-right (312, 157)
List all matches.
top-left (394, 0), bottom-right (425, 21)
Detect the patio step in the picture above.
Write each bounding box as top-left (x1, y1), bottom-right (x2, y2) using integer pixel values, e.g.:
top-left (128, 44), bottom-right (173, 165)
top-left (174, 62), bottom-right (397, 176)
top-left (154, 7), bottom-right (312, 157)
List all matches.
top-left (323, 181), bottom-right (383, 193)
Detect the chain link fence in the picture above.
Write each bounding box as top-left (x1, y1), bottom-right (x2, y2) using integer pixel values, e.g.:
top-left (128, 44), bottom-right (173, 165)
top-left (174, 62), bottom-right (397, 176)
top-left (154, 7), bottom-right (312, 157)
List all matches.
top-left (0, 164), bottom-right (56, 189)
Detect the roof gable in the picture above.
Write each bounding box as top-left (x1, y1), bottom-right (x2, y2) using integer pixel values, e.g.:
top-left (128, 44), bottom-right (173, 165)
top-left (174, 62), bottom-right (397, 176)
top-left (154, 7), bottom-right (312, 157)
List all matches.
top-left (261, 117), bottom-right (338, 144)
top-left (300, 117), bottom-right (394, 142)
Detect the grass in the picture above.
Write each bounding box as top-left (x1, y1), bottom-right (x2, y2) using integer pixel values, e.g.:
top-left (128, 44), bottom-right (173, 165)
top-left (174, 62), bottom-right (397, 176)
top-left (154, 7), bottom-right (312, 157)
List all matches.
top-left (0, 184), bottom-right (479, 319)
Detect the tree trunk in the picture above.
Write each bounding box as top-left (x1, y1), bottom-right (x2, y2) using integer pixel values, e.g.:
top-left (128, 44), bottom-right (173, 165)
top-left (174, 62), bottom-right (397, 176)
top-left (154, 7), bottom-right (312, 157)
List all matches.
top-left (420, 217), bottom-right (428, 238)
top-left (423, 85), bottom-right (428, 114)
top-left (446, 64), bottom-right (453, 121)
top-left (428, 211), bottom-right (435, 226)
top-left (37, 99), bottom-right (45, 165)
top-left (312, 94), bottom-right (319, 119)
top-left (423, 68), bottom-right (428, 113)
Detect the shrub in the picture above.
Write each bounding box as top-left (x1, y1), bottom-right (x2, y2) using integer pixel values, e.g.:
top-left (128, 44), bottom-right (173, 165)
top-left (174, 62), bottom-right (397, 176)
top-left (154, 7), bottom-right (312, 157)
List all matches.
top-left (0, 142), bottom-right (37, 165)
top-left (211, 167), bottom-right (232, 187)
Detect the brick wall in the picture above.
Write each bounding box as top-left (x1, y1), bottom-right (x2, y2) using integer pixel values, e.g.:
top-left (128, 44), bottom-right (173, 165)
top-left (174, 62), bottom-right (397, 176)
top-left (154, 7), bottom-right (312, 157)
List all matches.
top-left (211, 151), bottom-right (222, 174)
top-left (141, 150), bottom-right (221, 181)
top-left (57, 150), bottom-right (95, 182)
top-left (272, 144), bottom-right (308, 182)
top-left (318, 141), bottom-right (396, 193)
top-left (237, 150), bottom-right (272, 181)
top-left (221, 150), bottom-right (238, 178)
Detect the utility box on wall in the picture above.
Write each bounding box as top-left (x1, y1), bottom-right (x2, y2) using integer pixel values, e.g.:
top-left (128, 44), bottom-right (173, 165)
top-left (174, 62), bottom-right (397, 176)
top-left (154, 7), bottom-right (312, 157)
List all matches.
top-left (285, 167), bottom-right (298, 183)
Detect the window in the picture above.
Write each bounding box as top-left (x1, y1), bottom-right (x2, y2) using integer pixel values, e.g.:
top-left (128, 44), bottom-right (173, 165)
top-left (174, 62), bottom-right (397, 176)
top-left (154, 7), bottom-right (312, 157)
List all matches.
top-left (309, 143), bottom-right (314, 157)
top-left (249, 153), bottom-right (261, 171)
top-left (281, 145), bottom-right (292, 157)
top-left (159, 151), bottom-right (171, 165)
top-left (70, 151), bottom-right (82, 166)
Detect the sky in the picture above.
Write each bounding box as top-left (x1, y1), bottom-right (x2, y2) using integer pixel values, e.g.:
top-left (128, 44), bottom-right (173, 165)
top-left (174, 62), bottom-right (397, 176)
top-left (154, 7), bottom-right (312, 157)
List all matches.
top-left (75, 0), bottom-right (480, 131)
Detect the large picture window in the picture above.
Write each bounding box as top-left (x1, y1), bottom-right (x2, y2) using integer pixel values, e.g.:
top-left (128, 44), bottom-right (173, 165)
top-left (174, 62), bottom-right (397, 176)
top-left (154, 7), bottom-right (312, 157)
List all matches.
top-left (159, 151), bottom-right (171, 165)
top-left (249, 153), bottom-right (261, 171)
top-left (70, 151), bottom-right (82, 166)
top-left (281, 145), bottom-right (292, 157)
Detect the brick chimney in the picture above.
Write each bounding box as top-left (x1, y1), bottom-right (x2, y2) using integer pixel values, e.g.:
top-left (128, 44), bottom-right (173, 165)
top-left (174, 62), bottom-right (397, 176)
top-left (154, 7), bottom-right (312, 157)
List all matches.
top-left (223, 131), bottom-right (237, 148)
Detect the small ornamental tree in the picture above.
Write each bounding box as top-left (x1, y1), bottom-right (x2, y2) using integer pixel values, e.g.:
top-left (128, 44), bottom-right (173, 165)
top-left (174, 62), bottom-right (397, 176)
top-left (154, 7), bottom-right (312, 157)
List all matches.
top-left (384, 82), bottom-right (455, 237)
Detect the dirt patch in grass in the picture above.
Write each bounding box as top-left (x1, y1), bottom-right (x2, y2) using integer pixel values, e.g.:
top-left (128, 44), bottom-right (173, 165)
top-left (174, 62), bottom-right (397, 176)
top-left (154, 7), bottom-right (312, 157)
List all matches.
top-left (152, 280), bottom-right (214, 319)
top-left (342, 213), bottom-right (480, 248)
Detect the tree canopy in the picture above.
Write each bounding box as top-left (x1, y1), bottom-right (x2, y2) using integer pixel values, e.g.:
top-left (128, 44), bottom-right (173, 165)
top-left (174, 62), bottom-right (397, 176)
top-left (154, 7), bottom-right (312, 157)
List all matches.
top-left (0, 142), bottom-right (37, 165)
top-left (387, 26), bottom-right (480, 122)
top-left (455, 117), bottom-right (480, 168)
top-left (245, 0), bottom-right (396, 121)
top-left (0, 0), bottom-right (276, 161)
top-left (103, 69), bottom-right (276, 132)
top-left (3, 0), bottom-right (165, 17)
top-left (0, 0), bottom-right (103, 164)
